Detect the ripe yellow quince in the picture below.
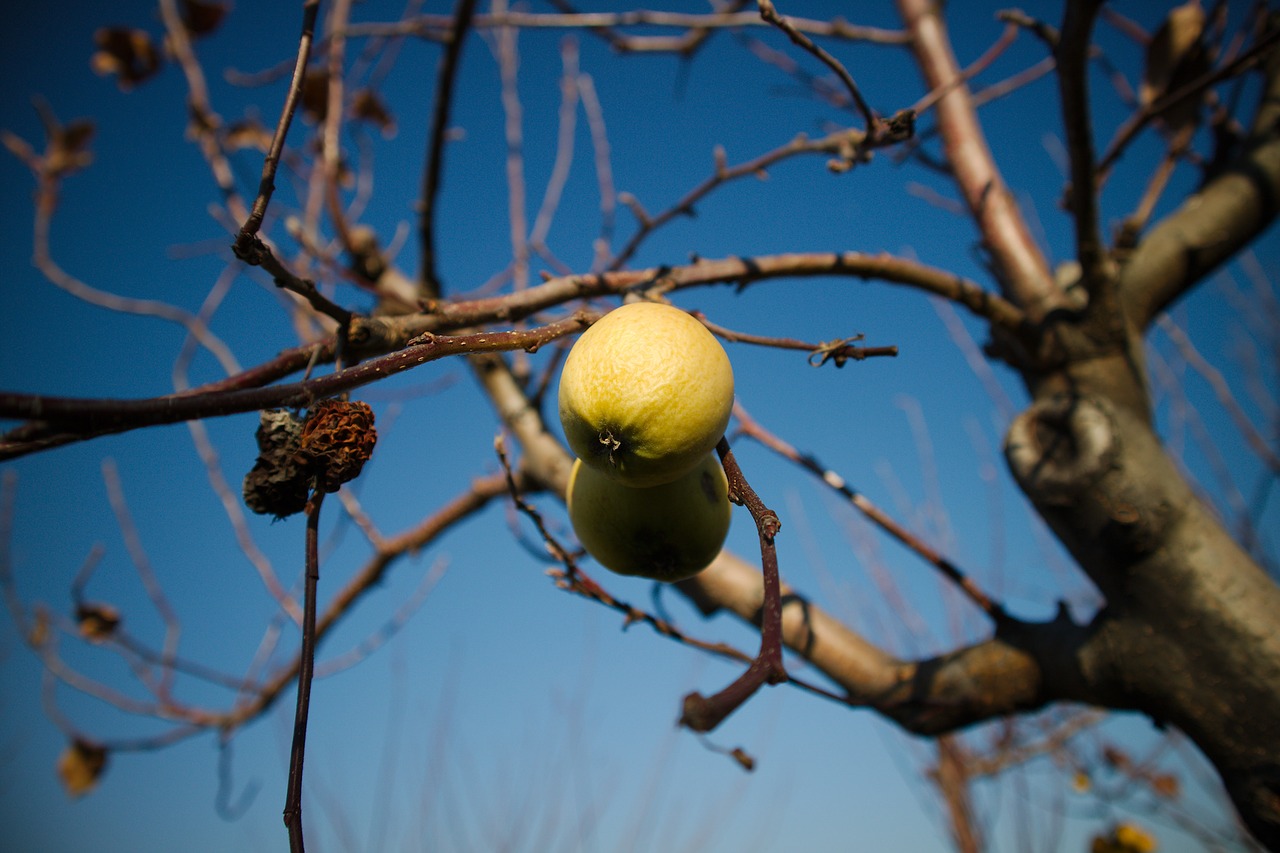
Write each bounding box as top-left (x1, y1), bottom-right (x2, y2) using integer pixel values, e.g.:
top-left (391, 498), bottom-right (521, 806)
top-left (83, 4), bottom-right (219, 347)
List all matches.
top-left (558, 302), bottom-right (734, 487)
top-left (567, 453), bottom-right (732, 582)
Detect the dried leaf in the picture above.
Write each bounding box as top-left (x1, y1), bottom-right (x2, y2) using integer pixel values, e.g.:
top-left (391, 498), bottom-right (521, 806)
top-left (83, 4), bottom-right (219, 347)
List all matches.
top-left (1114, 822), bottom-right (1158, 852)
top-left (91, 28), bottom-right (163, 91)
top-left (300, 69), bottom-right (330, 124)
top-left (180, 0), bottom-right (229, 37)
top-left (224, 116), bottom-right (273, 152)
top-left (29, 608), bottom-right (51, 648)
top-left (1150, 772), bottom-right (1180, 799)
top-left (76, 602), bottom-right (121, 642)
top-left (243, 409), bottom-right (309, 519)
top-left (1140, 1), bottom-right (1209, 134)
top-left (1101, 744), bottom-right (1130, 771)
top-left (57, 739), bottom-right (108, 797)
top-left (351, 89), bottom-right (396, 138)
top-left (46, 119), bottom-right (96, 178)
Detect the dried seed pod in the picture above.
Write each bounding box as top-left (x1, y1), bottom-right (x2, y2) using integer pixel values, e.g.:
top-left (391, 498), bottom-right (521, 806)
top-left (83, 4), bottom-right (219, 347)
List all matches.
top-left (242, 409), bottom-right (309, 518)
top-left (297, 400), bottom-right (377, 493)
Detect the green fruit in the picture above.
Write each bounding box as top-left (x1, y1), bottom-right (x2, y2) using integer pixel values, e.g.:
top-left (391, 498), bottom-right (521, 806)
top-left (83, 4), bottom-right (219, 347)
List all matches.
top-left (558, 302), bottom-right (734, 488)
top-left (567, 453), bottom-right (732, 582)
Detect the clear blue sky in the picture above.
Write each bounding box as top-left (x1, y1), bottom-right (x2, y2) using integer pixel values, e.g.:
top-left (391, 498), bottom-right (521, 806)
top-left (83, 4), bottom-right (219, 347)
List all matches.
top-left (1, 2), bottom-right (1275, 851)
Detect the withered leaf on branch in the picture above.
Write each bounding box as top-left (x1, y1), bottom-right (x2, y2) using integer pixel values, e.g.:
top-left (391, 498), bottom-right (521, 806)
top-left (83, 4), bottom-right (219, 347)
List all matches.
top-left (57, 739), bottom-right (108, 797)
top-left (44, 119), bottom-right (96, 179)
top-left (301, 69), bottom-right (330, 124)
top-left (91, 28), bottom-right (163, 91)
top-left (75, 602), bottom-right (121, 642)
top-left (351, 89), bottom-right (397, 138)
top-left (242, 409), bottom-right (309, 519)
top-left (4, 101), bottom-right (96, 180)
top-left (223, 116), bottom-right (273, 152)
top-left (180, 0), bottom-right (229, 38)
top-left (1140, 0), bottom-right (1210, 135)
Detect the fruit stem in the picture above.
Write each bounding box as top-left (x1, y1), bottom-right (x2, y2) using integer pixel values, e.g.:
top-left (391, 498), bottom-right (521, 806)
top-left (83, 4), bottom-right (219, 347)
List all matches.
top-left (679, 438), bottom-right (788, 733)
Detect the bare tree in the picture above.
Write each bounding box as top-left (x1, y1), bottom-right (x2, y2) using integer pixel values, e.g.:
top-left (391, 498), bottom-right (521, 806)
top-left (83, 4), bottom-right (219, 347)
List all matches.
top-left (1, 1), bottom-right (1277, 850)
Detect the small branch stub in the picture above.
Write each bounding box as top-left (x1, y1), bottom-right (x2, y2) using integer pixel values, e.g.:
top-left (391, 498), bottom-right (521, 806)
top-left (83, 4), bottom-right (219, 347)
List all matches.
top-left (1004, 395), bottom-right (1116, 506)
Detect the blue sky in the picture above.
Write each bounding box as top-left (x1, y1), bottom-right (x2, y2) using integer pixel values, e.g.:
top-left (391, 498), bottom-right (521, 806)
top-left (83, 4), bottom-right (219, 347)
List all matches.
top-left (1, 2), bottom-right (1276, 851)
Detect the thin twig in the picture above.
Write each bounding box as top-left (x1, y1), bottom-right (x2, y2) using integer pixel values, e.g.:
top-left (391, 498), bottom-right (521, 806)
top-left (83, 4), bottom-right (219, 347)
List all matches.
top-left (694, 312), bottom-right (898, 366)
top-left (345, 8), bottom-right (910, 50)
top-left (733, 403), bottom-right (1009, 623)
top-left (284, 488), bottom-right (324, 853)
top-left (419, 0), bottom-right (479, 297)
top-left (102, 460), bottom-right (183, 698)
top-left (758, 0), bottom-right (875, 129)
top-left (678, 438), bottom-right (788, 733)
top-left (1096, 25), bottom-right (1280, 182)
top-left (1156, 315), bottom-right (1280, 475)
top-left (239, 0), bottom-right (322, 244)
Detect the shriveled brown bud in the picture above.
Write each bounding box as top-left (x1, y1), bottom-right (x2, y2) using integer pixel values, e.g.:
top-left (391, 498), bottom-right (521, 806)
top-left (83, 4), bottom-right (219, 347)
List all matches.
top-left (75, 602), bottom-right (121, 642)
top-left (243, 409), bottom-right (309, 518)
top-left (297, 400), bottom-right (377, 493)
top-left (58, 738), bottom-right (108, 797)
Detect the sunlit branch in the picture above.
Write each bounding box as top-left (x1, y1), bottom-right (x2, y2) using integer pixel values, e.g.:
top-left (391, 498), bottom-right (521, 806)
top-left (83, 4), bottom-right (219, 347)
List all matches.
top-left (897, 0), bottom-right (1058, 319)
top-left (0, 315), bottom-right (592, 457)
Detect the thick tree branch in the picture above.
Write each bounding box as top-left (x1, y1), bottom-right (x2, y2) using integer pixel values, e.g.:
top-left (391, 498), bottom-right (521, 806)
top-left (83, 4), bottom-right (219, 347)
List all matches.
top-left (1122, 37), bottom-right (1280, 328)
top-left (897, 0), bottom-right (1060, 320)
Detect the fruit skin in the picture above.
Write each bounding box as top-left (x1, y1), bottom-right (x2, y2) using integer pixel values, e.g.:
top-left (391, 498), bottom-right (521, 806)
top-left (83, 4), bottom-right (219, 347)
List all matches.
top-left (558, 302), bottom-right (734, 488)
top-left (567, 453), bottom-right (732, 582)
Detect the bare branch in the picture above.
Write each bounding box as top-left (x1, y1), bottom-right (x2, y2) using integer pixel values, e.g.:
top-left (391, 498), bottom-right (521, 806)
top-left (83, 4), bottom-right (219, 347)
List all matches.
top-left (1122, 32), bottom-right (1280, 327)
top-left (897, 0), bottom-right (1059, 319)
top-left (419, 0), bottom-right (479, 297)
top-left (237, 0), bottom-right (322, 244)
top-left (342, 9), bottom-right (911, 50)
top-left (757, 0), bottom-right (875, 130)
top-left (1055, 0), bottom-right (1107, 286)
top-left (0, 315), bottom-right (592, 457)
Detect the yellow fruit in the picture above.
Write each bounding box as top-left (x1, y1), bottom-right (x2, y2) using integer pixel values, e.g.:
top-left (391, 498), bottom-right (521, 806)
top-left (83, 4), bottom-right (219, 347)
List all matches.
top-left (567, 453), bottom-right (732, 582)
top-left (558, 302), bottom-right (734, 487)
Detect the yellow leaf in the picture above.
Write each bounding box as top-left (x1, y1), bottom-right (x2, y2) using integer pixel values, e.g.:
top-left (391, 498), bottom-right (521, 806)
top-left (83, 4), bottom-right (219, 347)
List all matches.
top-left (57, 739), bottom-right (108, 797)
